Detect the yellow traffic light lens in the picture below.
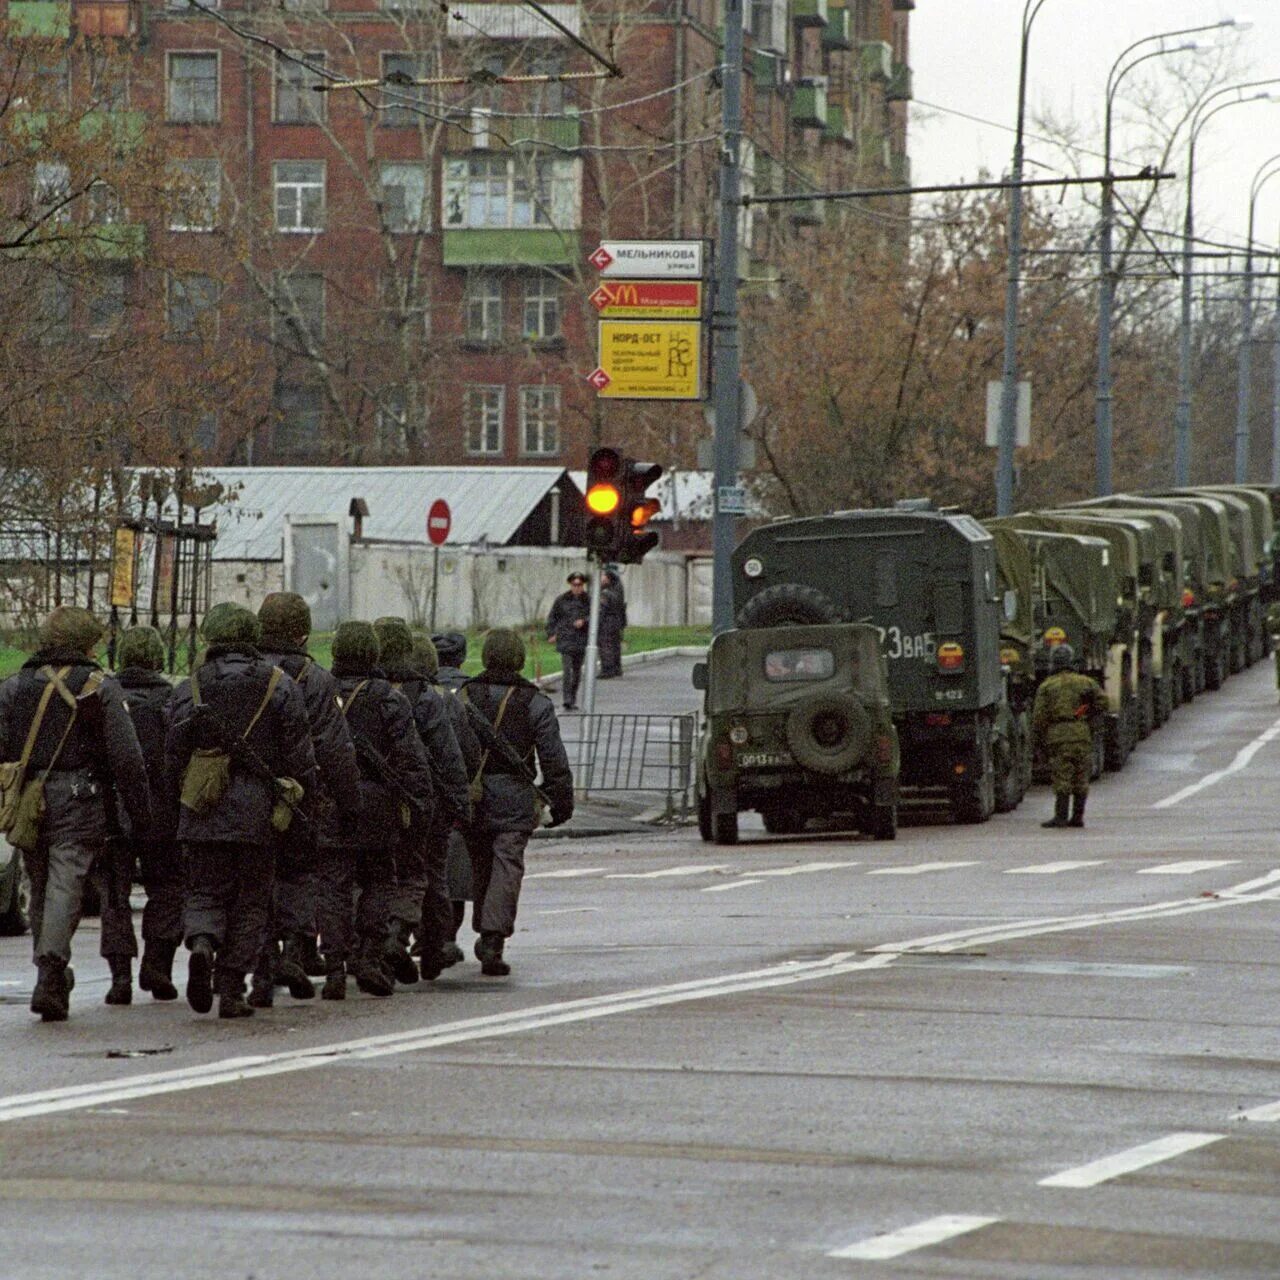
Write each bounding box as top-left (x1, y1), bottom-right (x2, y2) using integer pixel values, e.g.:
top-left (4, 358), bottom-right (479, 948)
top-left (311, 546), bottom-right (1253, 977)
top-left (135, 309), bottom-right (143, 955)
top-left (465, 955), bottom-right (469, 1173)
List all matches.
top-left (630, 498), bottom-right (661, 528)
top-left (587, 484), bottom-right (621, 515)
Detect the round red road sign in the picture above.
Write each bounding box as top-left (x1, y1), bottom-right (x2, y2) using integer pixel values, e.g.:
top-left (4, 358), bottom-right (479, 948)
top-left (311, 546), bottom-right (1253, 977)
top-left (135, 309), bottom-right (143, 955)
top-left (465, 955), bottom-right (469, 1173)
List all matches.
top-left (427, 498), bottom-right (451, 546)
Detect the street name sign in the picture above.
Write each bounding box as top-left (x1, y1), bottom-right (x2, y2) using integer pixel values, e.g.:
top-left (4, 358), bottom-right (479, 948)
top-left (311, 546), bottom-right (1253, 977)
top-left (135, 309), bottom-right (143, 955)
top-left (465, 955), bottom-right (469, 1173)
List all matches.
top-left (589, 240), bottom-right (706, 279)
top-left (589, 279), bottom-right (704, 318)
top-left (594, 320), bottom-right (703, 400)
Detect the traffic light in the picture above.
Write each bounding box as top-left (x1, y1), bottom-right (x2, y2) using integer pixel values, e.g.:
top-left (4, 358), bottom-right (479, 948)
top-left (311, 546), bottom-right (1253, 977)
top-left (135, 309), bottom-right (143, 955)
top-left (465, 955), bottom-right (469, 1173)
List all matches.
top-left (584, 446), bottom-right (624, 553)
top-left (619, 460), bottom-right (664, 563)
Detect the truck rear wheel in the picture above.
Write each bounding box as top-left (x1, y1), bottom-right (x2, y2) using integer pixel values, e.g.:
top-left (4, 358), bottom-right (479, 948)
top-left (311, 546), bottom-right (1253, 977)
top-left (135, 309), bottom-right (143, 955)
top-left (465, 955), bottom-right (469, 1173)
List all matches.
top-left (993, 738), bottom-right (1020, 814)
top-left (711, 809), bottom-right (739, 845)
top-left (735, 583), bottom-right (845, 629)
top-left (952, 731), bottom-right (995, 824)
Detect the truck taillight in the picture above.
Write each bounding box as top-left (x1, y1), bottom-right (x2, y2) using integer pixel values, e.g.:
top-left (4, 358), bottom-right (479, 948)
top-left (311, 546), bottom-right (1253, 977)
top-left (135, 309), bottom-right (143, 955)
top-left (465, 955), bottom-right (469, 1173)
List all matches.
top-left (924, 713), bottom-right (952, 727)
top-left (937, 642), bottom-right (965, 673)
top-left (715, 739), bottom-right (734, 768)
top-left (1182, 588), bottom-right (1195, 608)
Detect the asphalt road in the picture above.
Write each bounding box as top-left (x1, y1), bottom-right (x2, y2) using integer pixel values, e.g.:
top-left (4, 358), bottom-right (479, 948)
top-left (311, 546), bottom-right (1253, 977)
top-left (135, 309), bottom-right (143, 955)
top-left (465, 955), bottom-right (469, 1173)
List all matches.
top-left (2, 658), bottom-right (1280, 1279)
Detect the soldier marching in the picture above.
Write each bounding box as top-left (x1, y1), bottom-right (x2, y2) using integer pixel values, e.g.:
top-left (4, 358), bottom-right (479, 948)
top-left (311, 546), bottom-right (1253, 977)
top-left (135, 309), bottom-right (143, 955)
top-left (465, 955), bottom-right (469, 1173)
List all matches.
top-left (0, 599), bottom-right (573, 1023)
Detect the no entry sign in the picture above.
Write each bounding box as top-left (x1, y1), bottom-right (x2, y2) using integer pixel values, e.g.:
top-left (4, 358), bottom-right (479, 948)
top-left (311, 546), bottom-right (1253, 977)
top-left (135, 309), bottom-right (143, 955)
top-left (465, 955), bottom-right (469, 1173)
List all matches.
top-left (427, 498), bottom-right (452, 546)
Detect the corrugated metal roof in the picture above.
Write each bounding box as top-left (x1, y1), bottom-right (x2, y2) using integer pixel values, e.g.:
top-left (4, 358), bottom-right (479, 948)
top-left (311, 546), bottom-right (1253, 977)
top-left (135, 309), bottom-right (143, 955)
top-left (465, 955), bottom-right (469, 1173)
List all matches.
top-left (446, 3), bottom-right (580, 39)
top-left (169, 467), bottom-right (574, 560)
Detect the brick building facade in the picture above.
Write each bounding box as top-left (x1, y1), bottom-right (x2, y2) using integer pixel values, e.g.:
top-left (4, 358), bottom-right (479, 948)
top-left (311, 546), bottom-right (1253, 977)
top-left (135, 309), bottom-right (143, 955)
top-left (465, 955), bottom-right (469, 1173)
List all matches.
top-left (5, 0), bottom-right (913, 469)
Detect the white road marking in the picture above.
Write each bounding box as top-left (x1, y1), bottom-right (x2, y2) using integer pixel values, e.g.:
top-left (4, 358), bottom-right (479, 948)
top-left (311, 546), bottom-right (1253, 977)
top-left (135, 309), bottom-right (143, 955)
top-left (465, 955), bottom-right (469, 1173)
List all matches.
top-left (1153, 716), bottom-right (1280, 808)
top-left (868, 861), bottom-right (980, 876)
top-left (1237, 1099), bottom-right (1280, 1122)
top-left (1005, 861), bottom-right (1107, 875)
top-left (1138, 860), bottom-right (1239, 875)
top-left (828, 1214), bottom-right (999, 1261)
top-left (4, 868), bottom-right (1278, 1127)
top-left (605, 864), bottom-right (729, 880)
top-left (536, 907), bottom-right (602, 916)
top-left (751, 861), bottom-right (861, 878)
top-left (701, 879), bottom-right (765, 893)
top-left (525, 868), bottom-right (606, 881)
top-left (1038, 1132), bottom-right (1224, 1188)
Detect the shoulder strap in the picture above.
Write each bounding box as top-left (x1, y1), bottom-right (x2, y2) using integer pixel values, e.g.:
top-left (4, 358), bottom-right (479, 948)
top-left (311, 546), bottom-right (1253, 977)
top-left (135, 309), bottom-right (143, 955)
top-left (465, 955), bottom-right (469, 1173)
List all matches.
top-left (14, 669), bottom-right (64, 784)
top-left (471, 686), bottom-right (518, 791)
top-left (294, 657), bottom-right (313, 687)
top-left (242, 667), bottom-right (282, 741)
top-left (34, 666), bottom-right (86, 779)
top-left (339, 679), bottom-right (370, 718)
top-left (191, 668), bottom-right (203, 708)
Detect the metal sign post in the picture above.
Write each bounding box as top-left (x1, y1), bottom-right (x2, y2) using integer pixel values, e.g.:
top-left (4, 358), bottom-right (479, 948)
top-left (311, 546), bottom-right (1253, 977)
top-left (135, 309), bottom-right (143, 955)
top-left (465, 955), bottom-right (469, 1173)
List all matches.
top-left (426, 499), bottom-right (451, 632)
top-left (581, 555), bottom-right (603, 716)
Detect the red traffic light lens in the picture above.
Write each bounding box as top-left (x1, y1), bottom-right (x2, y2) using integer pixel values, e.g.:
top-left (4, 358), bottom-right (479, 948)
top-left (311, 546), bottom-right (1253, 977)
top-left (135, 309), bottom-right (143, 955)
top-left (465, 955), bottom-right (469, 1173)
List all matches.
top-left (587, 484), bottom-right (621, 515)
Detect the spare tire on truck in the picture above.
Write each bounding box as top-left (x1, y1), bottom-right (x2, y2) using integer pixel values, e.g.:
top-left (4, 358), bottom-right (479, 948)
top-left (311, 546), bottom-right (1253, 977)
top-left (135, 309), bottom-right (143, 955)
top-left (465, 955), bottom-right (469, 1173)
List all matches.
top-left (785, 691), bottom-right (871, 775)
top-left (737, 583), bottom-right (845, 629)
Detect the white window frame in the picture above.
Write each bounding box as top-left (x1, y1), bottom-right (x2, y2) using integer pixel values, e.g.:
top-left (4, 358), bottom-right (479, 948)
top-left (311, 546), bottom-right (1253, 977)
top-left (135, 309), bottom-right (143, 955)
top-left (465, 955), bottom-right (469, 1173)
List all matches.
top-left (464, 385), bottom-right (504, 455)
top-left (379, 162), bottom-right (430, 233)
top-left (464, 273), bottom-right (502, 343)
top-left (272, 271), bottom-right (325, 346)
top-left (519, 384), bottom-right (560, 456)
top-left (521, 273), bottom-right (560, 340)
top-left (274, 383), bottom-right (325, 456)
top-left (166, 51), bottom-right (220, 124)
top-left (274, 51), bottom-right (326, 124)
top-left (380, 273), bottom-right (432, 338)
top-left (33, 160), bottom-right (71, 225)
top-left (443, 154), bottom-right (580, 230)
top-left (274, 160), bottom-right (325, 233)
top-left (168, 158), bottom-right (220, 232)
top-left (379, 52), bottom-right (434, 126)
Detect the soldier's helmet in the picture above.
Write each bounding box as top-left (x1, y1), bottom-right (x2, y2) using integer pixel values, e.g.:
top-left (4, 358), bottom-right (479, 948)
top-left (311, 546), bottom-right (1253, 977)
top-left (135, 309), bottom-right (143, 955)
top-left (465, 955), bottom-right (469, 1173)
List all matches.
top-left (38, 605), bottom-right (105, 655)
top-left (1049, 642), bottom-right (1077, 672)
top-left (332, 620), bottom-right (379, 672)
top-left (259, 592), bottom-right (312, 643)
top-left (482, 628), bottom-right (526, 674)
top-left (373, 616), bottom-right (413, 665)
top-left (201, 602), bottom-right (261, 647)
top-left (117, 625), bottom-right (166, 672)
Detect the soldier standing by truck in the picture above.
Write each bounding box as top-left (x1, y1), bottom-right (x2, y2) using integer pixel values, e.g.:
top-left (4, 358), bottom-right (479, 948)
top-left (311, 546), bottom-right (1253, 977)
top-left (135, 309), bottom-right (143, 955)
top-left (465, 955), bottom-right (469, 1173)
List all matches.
top-left (1032, 644), bottom-right (1109, 830)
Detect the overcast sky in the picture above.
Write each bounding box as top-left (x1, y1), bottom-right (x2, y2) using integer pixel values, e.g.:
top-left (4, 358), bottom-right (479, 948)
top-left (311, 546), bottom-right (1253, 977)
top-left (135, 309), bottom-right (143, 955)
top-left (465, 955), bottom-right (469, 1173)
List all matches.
top-left (909, 0), bottom-right (1280, 250)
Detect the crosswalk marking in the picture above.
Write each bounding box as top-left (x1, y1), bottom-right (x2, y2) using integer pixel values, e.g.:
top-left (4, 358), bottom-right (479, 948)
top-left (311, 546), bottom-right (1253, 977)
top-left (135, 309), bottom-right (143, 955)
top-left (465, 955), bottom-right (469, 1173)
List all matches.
top-left (1137, 860), bottom-right (1240, 876)
top-left (525, 868), bottom-right (606, 881)
top-left (1005, 860), bottom-right (1108, 875)
top-left (1038, 1132), bottom-right (1224, 1188)
top-left (605, 864), bottom-right (729, 880)
top-left (829, 1214), bottom-right (999, 1261)
top-left (868, 861), bottom-right (981, 876)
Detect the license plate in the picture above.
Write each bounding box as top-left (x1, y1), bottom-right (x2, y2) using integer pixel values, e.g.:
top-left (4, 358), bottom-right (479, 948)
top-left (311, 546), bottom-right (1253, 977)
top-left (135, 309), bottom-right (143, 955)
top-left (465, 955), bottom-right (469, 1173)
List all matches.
top-left (738, 751), bottom-right (791, 768)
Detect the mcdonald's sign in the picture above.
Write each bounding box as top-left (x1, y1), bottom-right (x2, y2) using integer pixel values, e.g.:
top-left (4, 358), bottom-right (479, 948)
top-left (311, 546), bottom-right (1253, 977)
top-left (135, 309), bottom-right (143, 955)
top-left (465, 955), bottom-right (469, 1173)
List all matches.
top-left (588, 280), bottom-right (703, 319)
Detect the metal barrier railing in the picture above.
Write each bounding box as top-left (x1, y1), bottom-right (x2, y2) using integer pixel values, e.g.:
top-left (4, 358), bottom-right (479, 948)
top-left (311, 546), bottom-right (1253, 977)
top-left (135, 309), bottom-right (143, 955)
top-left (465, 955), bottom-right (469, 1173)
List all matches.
top-left (559, 712), bottom-right (698, 821)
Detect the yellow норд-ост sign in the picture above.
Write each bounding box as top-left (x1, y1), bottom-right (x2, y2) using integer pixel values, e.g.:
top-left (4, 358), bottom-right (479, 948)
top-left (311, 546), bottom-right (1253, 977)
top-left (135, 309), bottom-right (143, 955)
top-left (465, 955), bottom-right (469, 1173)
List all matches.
top-left (595, 320), bottom-right (703, 400)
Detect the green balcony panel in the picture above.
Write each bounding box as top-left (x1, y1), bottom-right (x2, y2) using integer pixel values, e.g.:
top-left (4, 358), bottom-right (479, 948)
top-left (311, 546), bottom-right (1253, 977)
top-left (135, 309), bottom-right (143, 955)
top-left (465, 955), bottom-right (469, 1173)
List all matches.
top-left (789, 197), bottom-right (825, 227)
top-left (821, 4), bottom-right (851, 49)
top-left (792, 0), bottom-right (827, 28)
top-left (890, 152), bottom-right (911, 187)
top-left (80, 109), bottom-right (146, 149)
top-left (82, 222), bottom-right (145, 260)
top-left (8, 1), bottom-right (70, 37)
top-left (859, 39), bottom-right (892, 82)
top-left (886, 61), bottom-right (913, 101)
top-left (443, 228), bottom-right (580, 267)
top-left (822, 102), bottom-right (852, 144)
top-left (790, 82), bottom-right (827, 130)
top-left (505, 114), bottom-right (581, 150)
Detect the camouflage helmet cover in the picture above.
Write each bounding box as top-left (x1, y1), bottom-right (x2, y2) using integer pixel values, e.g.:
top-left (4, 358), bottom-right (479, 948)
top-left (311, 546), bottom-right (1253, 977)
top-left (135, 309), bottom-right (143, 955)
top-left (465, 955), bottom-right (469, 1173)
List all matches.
top-left (373, 616), bottom-right (413, 664)
top-left (258, 592), bottom-right (312, 642)
top-left (200, 602), bottom-right (262, 646)
top-left (482, 627), bottom-right (525, 674)
top-left (38, 606), bottom-right (105, 654)
top-left (410, 631), bottom-right (439, 678)
top-left (332, 620), bottom-right (380, 670)
top-left (117, 625), bottom-right (166, 672)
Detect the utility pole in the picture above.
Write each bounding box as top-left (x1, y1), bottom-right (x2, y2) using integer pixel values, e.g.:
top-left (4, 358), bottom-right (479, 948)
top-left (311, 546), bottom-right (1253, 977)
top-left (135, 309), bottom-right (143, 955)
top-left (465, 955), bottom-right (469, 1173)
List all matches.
top-left (1236, 244), bottom-right (1255, 484)
top-left (1273, 261), bottom-right (1280, 486)
top-left (710, 0), bottom-right (743, 634)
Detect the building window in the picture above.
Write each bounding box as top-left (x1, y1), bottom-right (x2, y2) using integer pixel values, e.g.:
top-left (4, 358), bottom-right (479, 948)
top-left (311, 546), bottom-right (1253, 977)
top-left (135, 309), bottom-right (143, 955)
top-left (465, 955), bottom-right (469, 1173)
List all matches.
top-left (522, 274), bottom-right (560, 340)
top-left (274, 383), bottom-right (325, 456)
top-left (380, 273), bottom-right (432, 338)
top-left (443, 154), bottom-right (579, 230)
top-left (166, 53), bottom-right (219, 124)
top-left (380, 53), bottom-right (434, 126)
top-left (464, 385), bottom-right (504, 455)
top-left (274, 52), bottom-right (326, 124)
top-left (87, 181), bottom-right (123, 225)
top-left (464, 273), bottom-right (502, 343)
top-left (87, 49), bottom-right (128, 110)
top-left (274, 161), bottom-right (325, 232)
top-left (171, 408), bottom-right (219, 453)
top-left (519, 385), bottom-right (560, 456)
top-left (375, 386), bottom-right (423, 456)
top-left (33, 161), bottom-right (71, 225)
top-left (166, 273), bottom-right (219, 340)
top-left (528, 48), bottom-right (564, 113)
top-left (87, 270), bottom-right (126, 339)
top-left (36, 57), bottom-right (70, 111)
top-left (272, 272), bottom-right (325, 347)
top-left (379, 162), bottom-right (429, 233)
top-left (39, 276), bottom-right (72, 346)
top-left (168, 158), bottom-right (220, 231)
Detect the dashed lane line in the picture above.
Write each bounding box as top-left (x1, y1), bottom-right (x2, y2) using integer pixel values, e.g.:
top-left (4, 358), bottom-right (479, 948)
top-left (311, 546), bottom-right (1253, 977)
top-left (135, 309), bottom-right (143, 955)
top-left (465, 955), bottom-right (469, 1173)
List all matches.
top-left (1137, 859), bottom-right (1240, 875)
top-left (525, 868), bottom-right (607, 881)
top-left (701, 879), bottom-right (765, 893)
top-left (1004, 861), bottom-right (1108, 875)
top-left (750, 861), bottom-right (861, 878)
top-left (867, 861), bottom-right (981, 876)
top-left (1153, 716), bottom-right (1280, 809)
top-left (1038, 1132), bottom-right (1225, 1188)
top-left (828, 1214), bottom-right (999, 1261)
top-left (605, 864), bottom-right (729, 880)
top-left (1237, 1099), bottom-right (1280, 1123)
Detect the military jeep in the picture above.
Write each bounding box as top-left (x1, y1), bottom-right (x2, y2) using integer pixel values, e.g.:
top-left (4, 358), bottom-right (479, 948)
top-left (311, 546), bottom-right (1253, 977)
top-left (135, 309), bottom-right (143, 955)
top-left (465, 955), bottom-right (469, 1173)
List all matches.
top-left (693, 624), bottom-right (899, 845)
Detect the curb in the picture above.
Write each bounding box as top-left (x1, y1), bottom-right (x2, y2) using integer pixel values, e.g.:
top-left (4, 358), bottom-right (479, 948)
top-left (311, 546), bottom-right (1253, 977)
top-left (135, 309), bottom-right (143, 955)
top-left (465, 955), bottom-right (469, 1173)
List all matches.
top-left (536, 644), bottom-right (707, 691)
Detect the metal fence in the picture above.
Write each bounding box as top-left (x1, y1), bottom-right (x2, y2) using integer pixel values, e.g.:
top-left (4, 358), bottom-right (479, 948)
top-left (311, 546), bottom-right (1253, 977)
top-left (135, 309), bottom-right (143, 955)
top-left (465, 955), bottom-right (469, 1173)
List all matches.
top-left (559, 712), bottom-right (699, 821)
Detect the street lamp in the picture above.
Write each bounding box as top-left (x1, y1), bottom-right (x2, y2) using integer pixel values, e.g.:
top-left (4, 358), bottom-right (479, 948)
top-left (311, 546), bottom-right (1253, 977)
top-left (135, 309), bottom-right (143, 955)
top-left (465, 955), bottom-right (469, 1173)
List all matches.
top-left (1238, 155), bottom-right (1280, 482)
top-left (1096, 26), bottom-right (1225, 497)
top-left (1176, 82), bottom-right (1280, 486)
top-left (995, 0), bottom-right (1053, 518)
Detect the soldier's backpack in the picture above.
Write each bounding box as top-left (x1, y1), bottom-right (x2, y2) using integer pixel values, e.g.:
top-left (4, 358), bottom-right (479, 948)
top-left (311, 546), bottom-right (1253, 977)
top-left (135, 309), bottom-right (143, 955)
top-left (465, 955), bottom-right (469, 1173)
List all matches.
top-left (0, 666), bottom-right (106, 851)
top-left (180, 666), bottom-right (281, 815)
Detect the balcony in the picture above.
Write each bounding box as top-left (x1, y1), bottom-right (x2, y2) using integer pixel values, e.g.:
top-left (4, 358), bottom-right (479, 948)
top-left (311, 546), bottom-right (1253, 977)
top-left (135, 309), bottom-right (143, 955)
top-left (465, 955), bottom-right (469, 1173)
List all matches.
top-left (752, 50), bottom-right (787, 91)
top-left (790, 79), bottom-right (827, 130)
top-left (822, 101), bottom-right (853, 145)
top-left (75, 0), bottom-right (139, 36)
top-left (886, 61), bottom-right (913, 102)
top-left (442, 228), bottom-right (580, 268)
top-left (789, 196), bottom-right (825, 228)
top-left (82, 222), bottom-right (146, 260)
top-left (791, 0), bottom-right (827, 28)
top-left (447, 111), bottom-right (581, 152)
top-left (8, 1), bottom-right (70, 36)
top-left (821, 2), bottom-right (851, 49)
top-left (859, 39), bottom-right (892, 82)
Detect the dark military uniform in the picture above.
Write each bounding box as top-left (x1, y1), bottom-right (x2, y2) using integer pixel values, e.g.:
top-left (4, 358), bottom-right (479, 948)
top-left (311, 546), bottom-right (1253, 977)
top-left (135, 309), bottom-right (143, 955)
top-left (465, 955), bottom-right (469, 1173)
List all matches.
top-left (1032, 666), bottom-right (1108, 828)
top-left (599, 570), bottom-right (626, 679)
top-left (547, 577), bottom-right (591, 710)
top-left (433, 632), bottom-right (479, 960)
top-left (463, 629), bottom-right (574, 975)
top-left (166, 605), bottom-right (317, 1017)
top-left (319, 622), bottom-right (433, 999)
top-left (0, 607), bottom-right (150, 1021)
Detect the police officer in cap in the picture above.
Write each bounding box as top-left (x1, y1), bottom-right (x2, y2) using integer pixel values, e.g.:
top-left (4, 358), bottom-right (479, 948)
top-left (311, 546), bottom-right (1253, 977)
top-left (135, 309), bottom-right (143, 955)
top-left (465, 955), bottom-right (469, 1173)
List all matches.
top-left (546, 572), bottom-right (590, 711)
top-left (1031, 643), bottom-right (1108, 830)
top-left (0, 606), bottom-right (150, 1021)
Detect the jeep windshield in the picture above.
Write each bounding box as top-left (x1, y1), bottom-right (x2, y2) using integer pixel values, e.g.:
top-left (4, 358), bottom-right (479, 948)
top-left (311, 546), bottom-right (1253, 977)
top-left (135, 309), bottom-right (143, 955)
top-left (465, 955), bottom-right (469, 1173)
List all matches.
top-left (763, 648), bottom-right (836, 682)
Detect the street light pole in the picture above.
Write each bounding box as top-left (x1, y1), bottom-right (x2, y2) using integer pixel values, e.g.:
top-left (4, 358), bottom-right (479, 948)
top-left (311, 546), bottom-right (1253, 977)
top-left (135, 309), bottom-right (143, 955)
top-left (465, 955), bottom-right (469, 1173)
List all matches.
top-left (1238, 157), bottom-right (1280, 483)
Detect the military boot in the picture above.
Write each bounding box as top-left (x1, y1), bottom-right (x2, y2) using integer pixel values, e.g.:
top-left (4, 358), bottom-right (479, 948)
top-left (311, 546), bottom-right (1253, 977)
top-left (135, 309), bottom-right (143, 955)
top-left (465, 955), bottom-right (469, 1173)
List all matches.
top-left (299, 934), bottom-right (326, 978)
top-left (279, 935), bottom-right (317, 1000)
top-left (384, 924), bottom-right (419, 986)
top-left (31, 957), bottom-right (69, 1022)
top-left (1068, 794), bottom-right (1087, 829)
top-left (139, 942), bottom-right (179, 1001)
top-left (1041, 795), bottom-right (1070, 829)
top-left (105, 956), bottom-right (133, 1006)
top-left (186, 935), bottom-right (216, 1014)
top-left (440, 941), bottom-right (464, 969)
top-left (352, 940), bottom-right (394, 998)
top-left (247, 972), bottom-right (275, 1009)
top-left (321, 961), bottom-right (347, 1001)
top-left (475, 932), bottom-right (511, 978)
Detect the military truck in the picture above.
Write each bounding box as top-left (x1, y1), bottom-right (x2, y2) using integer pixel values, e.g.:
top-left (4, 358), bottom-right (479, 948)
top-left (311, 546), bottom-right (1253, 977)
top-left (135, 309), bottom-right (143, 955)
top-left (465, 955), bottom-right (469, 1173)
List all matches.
top-left (1191, 487), bottom-right (1271, 661)
top-left (693, 624), bottom-right (899, 844)
top-left (732, 508), bottom-right (1026, 824)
